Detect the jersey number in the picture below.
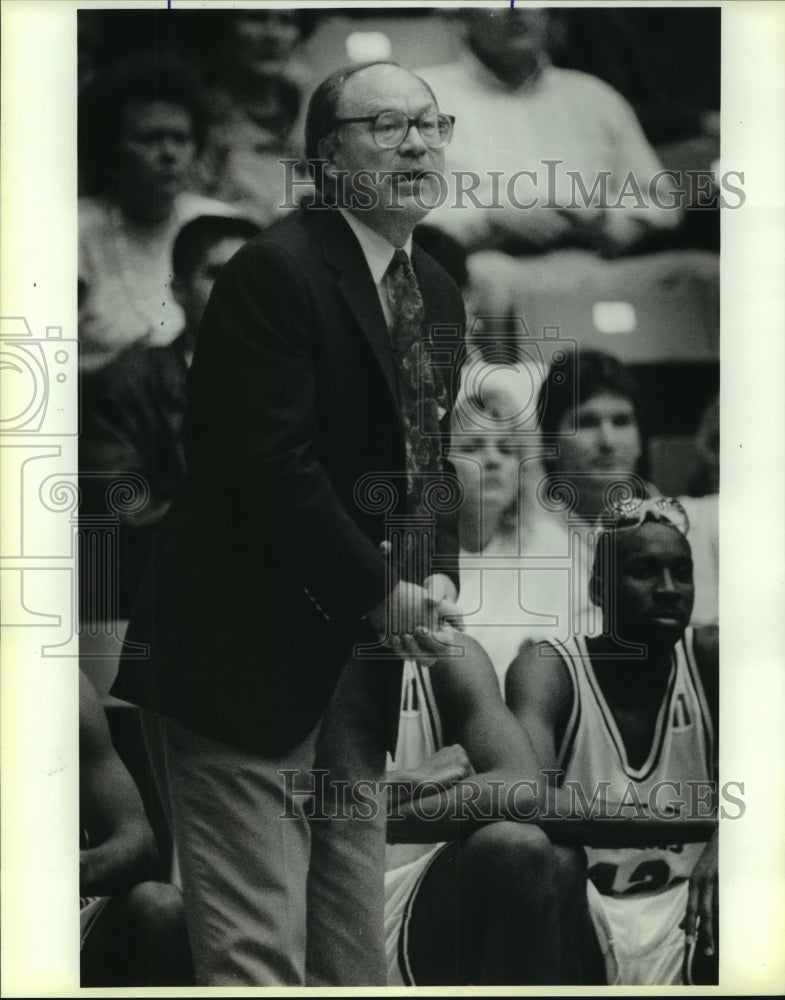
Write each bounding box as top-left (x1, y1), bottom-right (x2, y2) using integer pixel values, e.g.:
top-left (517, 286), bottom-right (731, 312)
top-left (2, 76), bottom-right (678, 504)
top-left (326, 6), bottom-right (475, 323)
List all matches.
top-left (589, 859), bottom-right (672, 896)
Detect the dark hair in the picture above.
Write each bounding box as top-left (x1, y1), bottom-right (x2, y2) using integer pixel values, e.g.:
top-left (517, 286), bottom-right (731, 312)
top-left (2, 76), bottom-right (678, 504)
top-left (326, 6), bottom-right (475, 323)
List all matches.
top-left (79, 54), bottom-right (207, 193)
top-left (538, 347), bottom-right (642, 437)
top-left (172, 215), bottom-right (262, 282)
top-left (225, 8), bottom-right (319, 44)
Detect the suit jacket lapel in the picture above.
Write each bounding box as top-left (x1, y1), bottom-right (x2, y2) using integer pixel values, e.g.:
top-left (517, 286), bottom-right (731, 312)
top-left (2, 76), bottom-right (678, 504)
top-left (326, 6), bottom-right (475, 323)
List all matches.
top-left (309, 209), bottom-right (402, 427)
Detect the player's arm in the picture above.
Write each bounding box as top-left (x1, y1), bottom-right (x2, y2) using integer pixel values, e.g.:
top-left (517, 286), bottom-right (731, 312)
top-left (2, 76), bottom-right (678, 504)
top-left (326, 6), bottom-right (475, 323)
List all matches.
top-left (79, 672), bottom-right (158, 896)
top-left (693, 624), bottom-right (719, 751)
top-left (506, 642), bottom-right (717, 848)
top-left (682, 624), bottom-right (720, 958)
top-left (387, 635), bottom-right (548, 843)
top-left (505, 639), bottom-right (573, 773)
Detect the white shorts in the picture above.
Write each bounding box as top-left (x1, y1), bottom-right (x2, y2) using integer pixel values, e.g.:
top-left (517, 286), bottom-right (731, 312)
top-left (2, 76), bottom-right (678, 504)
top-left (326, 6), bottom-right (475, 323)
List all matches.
top-left (587, 880), bottom-right (696, 985)
top-left (384, 844), bottom-right (446, 986)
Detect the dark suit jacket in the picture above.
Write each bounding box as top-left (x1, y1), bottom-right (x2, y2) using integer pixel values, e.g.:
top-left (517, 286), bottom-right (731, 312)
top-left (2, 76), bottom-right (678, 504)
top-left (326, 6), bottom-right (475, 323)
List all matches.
top-left (112, 207), bottom-right (465, 754)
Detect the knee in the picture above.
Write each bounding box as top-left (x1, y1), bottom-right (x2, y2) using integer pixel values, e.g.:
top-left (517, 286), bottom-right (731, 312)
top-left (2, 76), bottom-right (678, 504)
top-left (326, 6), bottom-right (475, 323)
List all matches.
top-left (550, 844), bottom-right (587, 892)
top-left (125, 880), bottom-right (185, 932)
top-left (465, 823), bottom-right (556, 898)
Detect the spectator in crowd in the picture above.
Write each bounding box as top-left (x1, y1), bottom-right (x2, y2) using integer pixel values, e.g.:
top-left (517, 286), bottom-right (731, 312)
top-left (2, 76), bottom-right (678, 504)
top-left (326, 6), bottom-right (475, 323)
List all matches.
top-left (198, 10), bottom-right (319, 222)
top-left (534, 348), bottom-right (718, 630)
top-left (506, 499), bottom-right (719, 985)
top-left (79, 214), bottom-right (261, 618)
top-left (554, 5), bottom-right (721, 252)
top-left (688, 392), bottom-right (720, 498)
top-left (679, 392), bottom-right (719, 627)
top-left (416, 8), bottom-right (717, 333)
top-left (80, 669), bottom-right (192, 986)
top-left (448, 367), bottom-right (573, 689)
top-left (420, 9), bottom-right (679, 256)
top-left (78, 55), bottom-right (230, 371)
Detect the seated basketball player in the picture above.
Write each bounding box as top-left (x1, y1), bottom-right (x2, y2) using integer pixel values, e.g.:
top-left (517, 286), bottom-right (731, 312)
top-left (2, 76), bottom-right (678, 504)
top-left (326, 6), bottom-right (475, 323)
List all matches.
top-left (382, 501), bottom-right (716, 984)
top-left (80, 670), bottom-right (193, 985)
top-left (506, 497), bottom-right (719, 985)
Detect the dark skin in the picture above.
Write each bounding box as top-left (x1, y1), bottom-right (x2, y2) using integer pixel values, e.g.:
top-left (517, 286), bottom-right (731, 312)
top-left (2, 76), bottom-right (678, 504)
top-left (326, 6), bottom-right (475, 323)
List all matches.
top-left (383, 624), bottom-right (715, 984)
top-left (386, 635), bottom-right (590, 984)
top-left (80, 671), bottom-right (193, 985)
top-left (506, 521), bottom-right (719, 968)
top-left (80, 670), bottom-right (158, 895)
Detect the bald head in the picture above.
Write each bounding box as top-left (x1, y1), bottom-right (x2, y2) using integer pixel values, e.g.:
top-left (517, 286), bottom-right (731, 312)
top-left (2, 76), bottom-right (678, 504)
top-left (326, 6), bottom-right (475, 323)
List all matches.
top-left (306, 60), bottom-right (449, 245)
top-left (305, 61), bottom-right (436, 162)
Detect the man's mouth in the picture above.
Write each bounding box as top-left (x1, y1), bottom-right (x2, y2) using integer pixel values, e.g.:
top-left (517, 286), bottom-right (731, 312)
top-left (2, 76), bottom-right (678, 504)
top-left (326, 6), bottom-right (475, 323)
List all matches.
top-left (650, 611), bottom-right (685, 626)
top-left (389, 170), bottom-right (435, 184)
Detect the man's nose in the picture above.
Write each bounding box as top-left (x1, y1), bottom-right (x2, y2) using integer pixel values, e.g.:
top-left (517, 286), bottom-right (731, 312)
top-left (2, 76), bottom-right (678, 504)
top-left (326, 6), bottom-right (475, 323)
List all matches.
top-left (656, 569), bottom-right (679, 596)
top-left (597, 419), bottom-right (616, 449)
top-left (158, 136), bottom-right (181, 160)
top-left (398, 122), bottom-right (429, 155)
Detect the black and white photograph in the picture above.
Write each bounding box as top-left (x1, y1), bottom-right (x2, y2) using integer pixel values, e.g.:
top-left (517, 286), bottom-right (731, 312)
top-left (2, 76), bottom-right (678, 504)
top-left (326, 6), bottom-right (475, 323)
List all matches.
top-left (1, 1), bottom-right (783, 993)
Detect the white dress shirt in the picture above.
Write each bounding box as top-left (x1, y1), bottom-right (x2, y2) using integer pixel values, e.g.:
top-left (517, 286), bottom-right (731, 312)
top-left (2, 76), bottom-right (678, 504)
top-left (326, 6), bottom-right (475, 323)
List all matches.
top-left (340, 208), bottom-right (413, 332)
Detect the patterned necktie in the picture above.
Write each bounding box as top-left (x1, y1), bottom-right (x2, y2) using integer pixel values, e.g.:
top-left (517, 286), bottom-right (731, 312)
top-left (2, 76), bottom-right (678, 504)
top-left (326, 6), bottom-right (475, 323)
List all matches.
top-left (387, 249), bottom-right (447, 520)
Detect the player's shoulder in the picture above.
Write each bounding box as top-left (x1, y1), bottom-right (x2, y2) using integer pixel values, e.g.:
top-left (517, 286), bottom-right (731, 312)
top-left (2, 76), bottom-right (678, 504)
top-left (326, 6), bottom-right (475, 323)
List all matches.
top-left (506, 637), bottom-right (574, 715)
top-left (691, 624), bottom-right (719, 670)
top-left (430, 632), bottom-right (500, 701)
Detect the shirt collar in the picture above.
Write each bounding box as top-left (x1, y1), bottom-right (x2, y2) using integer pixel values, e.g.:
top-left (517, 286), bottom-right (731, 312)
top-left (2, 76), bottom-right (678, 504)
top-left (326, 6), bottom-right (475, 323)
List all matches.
top-left (339, 208), bottom-right (413, 286)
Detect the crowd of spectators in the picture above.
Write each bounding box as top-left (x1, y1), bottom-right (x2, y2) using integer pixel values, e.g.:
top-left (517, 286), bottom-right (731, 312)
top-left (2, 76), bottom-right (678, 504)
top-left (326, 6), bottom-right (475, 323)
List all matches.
top-left (77, 7), bottom-right (720, 988)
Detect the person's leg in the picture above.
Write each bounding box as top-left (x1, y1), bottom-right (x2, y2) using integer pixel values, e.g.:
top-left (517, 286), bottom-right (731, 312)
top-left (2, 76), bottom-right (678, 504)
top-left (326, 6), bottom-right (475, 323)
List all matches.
top-left (80, 882), bottom-right (193, 986)
top-left (123, 881), bottom-right (194, 985)
top-left (405, 822), bottom-right (568, 985)
top-left (142, 711), bottom-right (318, 986)
top-left (305, 659), bottom-right (390, 986)
top-left (549, 843), bottom-right (605, 984)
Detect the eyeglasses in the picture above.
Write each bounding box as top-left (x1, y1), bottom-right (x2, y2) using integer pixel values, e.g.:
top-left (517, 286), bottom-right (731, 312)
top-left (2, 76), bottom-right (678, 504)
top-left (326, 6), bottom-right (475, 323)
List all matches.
top-left (331, 110), bottom-right (455, 149)
top-left (607, 496), bottom-right (690, 536)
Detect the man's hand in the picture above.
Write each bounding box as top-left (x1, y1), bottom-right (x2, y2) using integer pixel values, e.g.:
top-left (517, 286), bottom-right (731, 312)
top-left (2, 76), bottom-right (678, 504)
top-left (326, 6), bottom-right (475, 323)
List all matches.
top-left (367, 580), bottom-right (456, 660)
top-left (423, 572), bottom-right (463, 634)
top-left (681, 829), bottom-right (718, 958)
top-left (369, 546), bottom-right (463, 660)
top-left (386, 744), bottom-right (472, 840)
top-left (388, 744), bottom-right (472, 804)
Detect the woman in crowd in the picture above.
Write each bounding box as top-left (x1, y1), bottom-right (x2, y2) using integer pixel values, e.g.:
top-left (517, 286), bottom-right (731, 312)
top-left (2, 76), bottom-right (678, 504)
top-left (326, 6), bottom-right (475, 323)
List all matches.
top-left (451, 350), bottom-right (718, 689)
top-left (78, 55), bottom-right (229, 371)
top-left (197, 10), bottom-right (319, 223)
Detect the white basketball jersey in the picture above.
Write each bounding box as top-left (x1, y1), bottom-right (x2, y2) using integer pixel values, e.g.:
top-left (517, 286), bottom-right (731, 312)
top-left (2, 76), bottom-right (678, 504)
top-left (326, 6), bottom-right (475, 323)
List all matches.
top-left (385, 660), bottom-right (444, 872)
top-left (555, 629), bottom-right (715, 897)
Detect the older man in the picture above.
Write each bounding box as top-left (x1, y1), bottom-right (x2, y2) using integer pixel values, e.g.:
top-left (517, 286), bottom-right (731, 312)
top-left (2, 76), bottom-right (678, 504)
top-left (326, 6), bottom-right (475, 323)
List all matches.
top-left (112, 61), bottom-right (464, 986)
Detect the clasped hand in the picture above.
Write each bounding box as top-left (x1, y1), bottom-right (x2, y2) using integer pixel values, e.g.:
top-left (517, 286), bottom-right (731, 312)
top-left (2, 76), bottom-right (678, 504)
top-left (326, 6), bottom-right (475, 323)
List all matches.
top-left (367, 547), bottom-right (462, 660)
